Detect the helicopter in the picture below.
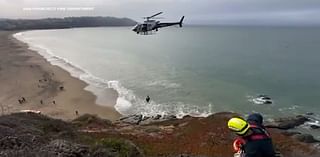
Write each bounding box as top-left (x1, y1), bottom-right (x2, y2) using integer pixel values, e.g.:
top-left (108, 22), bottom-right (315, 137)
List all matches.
top-left (132, 12), bottom-right (184, 35)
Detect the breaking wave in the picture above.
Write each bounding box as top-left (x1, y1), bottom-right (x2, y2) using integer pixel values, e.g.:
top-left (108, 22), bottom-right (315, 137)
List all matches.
top-left (13, 31), bottom-right (214, 118)
top-left (147, 80), bottom-right (181, 89)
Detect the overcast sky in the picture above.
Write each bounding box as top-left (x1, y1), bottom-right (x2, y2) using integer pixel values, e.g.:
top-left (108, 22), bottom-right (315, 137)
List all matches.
top-left (1, 0), bottom-right (320, 26)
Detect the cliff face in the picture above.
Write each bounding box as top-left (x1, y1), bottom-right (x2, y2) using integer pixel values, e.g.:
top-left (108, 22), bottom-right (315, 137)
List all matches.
top-left (0, 17), bottom-right (137, 30)
top-left (109, 113), bottom-right (320, 157)
top-left (0, 112), bottom-right (319, 157)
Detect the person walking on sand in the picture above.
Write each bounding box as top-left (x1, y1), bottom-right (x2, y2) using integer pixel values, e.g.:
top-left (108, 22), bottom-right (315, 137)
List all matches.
top-left (227, 113), bottom-right (276, 157)
top-left (146, 95), bottom-right (150, 103)
top-left (21, 97), bottom-right (26, 102)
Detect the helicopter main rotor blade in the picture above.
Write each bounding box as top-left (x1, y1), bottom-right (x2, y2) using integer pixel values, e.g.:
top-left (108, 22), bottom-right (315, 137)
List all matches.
top-left (149, 12), bottom-right (163, 19)
top-left (151, 17), bottom-right (164, 19)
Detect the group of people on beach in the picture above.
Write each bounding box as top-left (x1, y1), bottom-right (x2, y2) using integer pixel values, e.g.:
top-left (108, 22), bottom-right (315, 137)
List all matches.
top-left (19, 97), bottom-right (56, 105)
top-left (18, 97), bottom-right (26, 104)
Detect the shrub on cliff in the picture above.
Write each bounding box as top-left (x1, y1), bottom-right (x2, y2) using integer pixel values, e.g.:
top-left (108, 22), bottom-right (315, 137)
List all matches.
top-left (72, 114), bottom-right (113, 129)
top-left (92, 138), bottom-right (144, 157)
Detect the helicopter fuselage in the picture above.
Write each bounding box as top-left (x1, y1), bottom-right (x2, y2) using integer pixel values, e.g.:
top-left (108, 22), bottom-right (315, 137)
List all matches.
top-left (132, 13), bottom-right (184, 35)
top-left (132, 20), bottom-right (160, 34)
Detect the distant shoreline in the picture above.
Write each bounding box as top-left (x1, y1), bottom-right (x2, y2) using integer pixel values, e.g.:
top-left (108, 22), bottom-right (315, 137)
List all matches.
top-left (0, 16), bottom-right (137, 31)
top-left (0, 30), bottom-right (121, 121)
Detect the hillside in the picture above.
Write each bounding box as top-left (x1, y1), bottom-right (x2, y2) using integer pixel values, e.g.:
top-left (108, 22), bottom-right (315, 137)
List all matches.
top-left (0, 112), bottom-right (319, 157)
top-left (0, 17), bottom-right (137, 30)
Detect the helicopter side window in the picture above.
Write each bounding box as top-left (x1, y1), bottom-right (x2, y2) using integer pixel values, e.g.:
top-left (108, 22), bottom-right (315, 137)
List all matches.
top-left (142, 24), bottom-right (147, 31)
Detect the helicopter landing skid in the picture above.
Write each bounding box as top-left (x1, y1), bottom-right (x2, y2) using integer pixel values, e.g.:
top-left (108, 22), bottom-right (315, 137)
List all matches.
top-left (138, 31), bottom-right (157, 35)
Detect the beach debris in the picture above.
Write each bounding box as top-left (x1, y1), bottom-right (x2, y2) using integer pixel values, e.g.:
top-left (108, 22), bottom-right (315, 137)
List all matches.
top-left (52, 100), bottom-right (56, 104)
top-left (59, 86), bottom-right (64, 91)
top-left (20, 110), bottom-right (41, 114)
top-left (40, 100), bottom-right (43, 105)
top-left (75, 110), bottom-right (79, 116)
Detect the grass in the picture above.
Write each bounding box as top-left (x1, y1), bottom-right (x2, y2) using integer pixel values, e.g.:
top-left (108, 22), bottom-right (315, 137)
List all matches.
top-left (96, 138), bottom-right (134, 157)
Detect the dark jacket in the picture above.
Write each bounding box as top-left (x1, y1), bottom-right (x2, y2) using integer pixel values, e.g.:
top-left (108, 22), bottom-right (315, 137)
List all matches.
top-left (242, 114), bottom-right (276, 157)
top-left (243, 136), bottom-right (276, 157)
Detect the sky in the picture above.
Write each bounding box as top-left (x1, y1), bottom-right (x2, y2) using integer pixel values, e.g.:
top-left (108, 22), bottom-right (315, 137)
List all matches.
top-left (1, 0), bottom-right (320, 26)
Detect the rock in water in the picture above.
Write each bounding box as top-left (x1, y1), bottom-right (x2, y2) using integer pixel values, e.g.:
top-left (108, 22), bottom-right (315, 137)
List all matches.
top-left (266, 115), bottom-right (309, 130)
top-left (310, 125), bottom-right (320, 129)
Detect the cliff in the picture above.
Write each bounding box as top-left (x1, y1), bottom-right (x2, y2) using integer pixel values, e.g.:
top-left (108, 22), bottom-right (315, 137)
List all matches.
top-left (0, 112), bottom-right (319, 157)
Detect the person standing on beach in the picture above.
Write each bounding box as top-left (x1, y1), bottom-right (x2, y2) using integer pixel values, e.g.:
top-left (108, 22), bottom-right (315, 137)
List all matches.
top-left (146, 96), bottom-right (150, 103)
top-left (21, 97), bottom-right (26, 102)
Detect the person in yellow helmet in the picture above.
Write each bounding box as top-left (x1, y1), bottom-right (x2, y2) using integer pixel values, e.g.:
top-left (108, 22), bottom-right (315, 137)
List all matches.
top-left (228, 113), bottom-right (276, 157)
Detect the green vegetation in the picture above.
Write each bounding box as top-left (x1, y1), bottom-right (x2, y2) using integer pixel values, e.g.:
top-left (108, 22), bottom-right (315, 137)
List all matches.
top-left (72, 114), bottom-right (113, 128)
top-left (96, 138), bottom-right (133, 157)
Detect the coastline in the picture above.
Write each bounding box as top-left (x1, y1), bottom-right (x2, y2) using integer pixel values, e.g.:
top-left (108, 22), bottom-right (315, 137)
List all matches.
top-left (0, 30), bottom-right (121, 121)
top-left (0, 29), bottom-right (319, 157)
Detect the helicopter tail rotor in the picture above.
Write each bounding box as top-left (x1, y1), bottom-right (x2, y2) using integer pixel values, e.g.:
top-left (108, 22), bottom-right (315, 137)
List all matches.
top-left (179, 16), bottom-right (185, 27)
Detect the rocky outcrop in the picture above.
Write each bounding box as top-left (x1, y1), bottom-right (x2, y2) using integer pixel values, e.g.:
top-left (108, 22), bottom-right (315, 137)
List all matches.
top-left (310, 125), bottom-right (320, 129)
top-left (281, 131), bottom-right (320, 143)
top-left (119, 114), bottom-right (177, 125)
top-left (0, 112), bottom-right (319, 157)
top-left (292, 134), bottom-right (320, 143)
top-left (266, 115), bottom-right (310, 130)
top-left (256, 114), bottom-right (320, 146)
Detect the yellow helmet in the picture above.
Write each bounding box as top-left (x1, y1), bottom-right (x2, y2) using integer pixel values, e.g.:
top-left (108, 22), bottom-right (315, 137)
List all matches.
top-left (228, 117), bottom-right (249, 135)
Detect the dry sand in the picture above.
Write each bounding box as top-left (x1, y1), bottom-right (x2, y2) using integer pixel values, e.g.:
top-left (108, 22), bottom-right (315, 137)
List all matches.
top-left (0, 31), bottom-right (121, 121)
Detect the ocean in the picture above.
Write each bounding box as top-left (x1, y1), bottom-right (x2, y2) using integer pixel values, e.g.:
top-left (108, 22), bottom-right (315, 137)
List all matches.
top-left (14, 26), bottom-right (320, 123)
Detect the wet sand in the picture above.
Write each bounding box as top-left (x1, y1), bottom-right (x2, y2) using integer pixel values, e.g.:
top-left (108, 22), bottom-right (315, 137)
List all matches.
top-left (0, 31), bottom-right (121, 121)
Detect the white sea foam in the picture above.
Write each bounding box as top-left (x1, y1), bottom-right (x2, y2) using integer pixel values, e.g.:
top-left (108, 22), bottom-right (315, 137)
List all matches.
top-left (13, 31), bottom-right (214, 118)
top-left (278, 105), bottom-right (300, 112)
top-left (147, 80), bottom-right (181, 89)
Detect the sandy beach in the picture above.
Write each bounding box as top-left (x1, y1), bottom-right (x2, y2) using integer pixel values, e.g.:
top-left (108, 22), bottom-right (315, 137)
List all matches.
top-left (0, 31), bottom-right (121, 121)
